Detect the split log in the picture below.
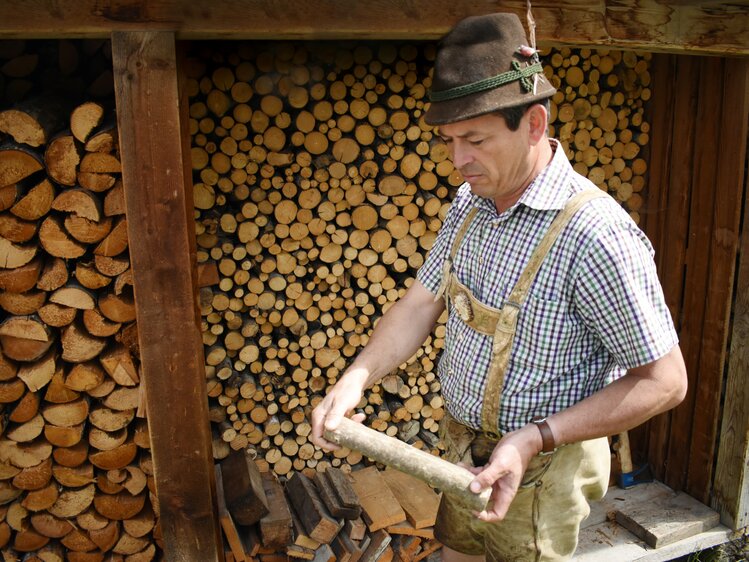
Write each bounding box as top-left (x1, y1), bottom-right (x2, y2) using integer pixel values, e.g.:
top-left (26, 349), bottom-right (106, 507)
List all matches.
top-left (0, 94), bottom-right (69, 147)
top-left (10, 178), bottom-right (54, 221)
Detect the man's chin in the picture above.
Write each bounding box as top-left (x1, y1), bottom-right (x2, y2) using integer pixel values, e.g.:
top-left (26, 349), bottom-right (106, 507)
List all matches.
top-left (467, 181), bottom-right (490, 196)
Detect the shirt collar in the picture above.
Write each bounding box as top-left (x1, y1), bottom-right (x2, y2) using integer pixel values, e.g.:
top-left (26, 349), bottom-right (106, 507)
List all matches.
top-left (469, 138), bottom-right (574, 215)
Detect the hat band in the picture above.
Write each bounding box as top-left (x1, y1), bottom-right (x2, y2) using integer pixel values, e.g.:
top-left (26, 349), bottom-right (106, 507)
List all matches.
top-left (429, 60), bottom-right (543, 102)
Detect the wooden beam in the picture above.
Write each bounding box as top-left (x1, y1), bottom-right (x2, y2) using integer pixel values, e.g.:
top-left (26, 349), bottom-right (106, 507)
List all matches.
top-left (112, 31), bottom-right (223, 561)
top-left (0, 0), bottom-right (746, 55)
top-left (712, 58), bottom-right (749, 531)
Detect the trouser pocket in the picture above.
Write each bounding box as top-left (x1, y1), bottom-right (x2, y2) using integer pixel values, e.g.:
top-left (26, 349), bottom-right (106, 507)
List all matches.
top-left (439, 414), bottom-right (476, 465)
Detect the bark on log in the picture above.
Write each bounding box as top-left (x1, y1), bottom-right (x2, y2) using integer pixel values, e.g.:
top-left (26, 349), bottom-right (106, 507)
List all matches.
top-left (324, 417), bottom-right (489, 512)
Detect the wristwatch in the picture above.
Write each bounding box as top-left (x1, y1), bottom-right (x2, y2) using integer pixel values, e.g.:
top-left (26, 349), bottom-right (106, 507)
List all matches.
top-left (530, 417), bottom-right (556, 453)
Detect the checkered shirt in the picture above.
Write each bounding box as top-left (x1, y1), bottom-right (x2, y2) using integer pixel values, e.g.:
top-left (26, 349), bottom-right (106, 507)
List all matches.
top-left (417, 139), bottom-right (678, 433)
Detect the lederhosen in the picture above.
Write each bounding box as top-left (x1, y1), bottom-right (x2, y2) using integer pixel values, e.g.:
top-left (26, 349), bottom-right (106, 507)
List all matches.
top-left (435, 189), bottom-right (606, 438)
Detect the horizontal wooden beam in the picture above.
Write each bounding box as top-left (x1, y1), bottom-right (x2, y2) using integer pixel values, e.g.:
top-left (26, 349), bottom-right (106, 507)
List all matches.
top-left (0, 0), bottom-right (746, 55)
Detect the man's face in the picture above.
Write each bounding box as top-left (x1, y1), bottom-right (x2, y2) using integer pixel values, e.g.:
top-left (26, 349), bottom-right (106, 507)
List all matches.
top-left (437, 112), bottom-right (531, 208)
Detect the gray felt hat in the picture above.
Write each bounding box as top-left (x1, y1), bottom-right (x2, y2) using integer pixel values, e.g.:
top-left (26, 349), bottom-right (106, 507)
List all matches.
top-left (425, 12), bottom-right (556, 125)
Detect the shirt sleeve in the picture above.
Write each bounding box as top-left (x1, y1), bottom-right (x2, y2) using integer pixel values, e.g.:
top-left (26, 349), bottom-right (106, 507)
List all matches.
top-left (573, 220), bottom-right (679, 370)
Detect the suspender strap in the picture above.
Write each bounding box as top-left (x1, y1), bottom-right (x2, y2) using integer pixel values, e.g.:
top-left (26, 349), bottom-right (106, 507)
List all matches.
top-left (434, 206), bottom-right (479, 303)
top-left (479, 189), bottom-right (607, 436)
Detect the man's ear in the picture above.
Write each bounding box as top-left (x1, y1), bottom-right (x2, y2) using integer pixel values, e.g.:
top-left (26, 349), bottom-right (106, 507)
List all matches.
top-left (526, 103), bottom-right (549, 145)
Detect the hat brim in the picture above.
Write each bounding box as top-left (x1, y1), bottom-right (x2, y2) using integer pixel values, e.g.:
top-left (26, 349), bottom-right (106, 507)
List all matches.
top-left (424, 73), bottom-right (556, 126)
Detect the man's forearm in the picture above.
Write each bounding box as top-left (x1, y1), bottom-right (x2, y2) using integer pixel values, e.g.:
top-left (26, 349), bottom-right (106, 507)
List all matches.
top-left (546, 345), bottom-right (687, 448)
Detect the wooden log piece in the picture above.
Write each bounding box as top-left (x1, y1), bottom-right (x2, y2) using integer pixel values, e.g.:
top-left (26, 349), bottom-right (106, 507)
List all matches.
top-left (284, 472), bottom-right (341, 544)
top-left (324, 417), bottom-right (490, 512)
top-left (220, 449), bottom-right (269, 525)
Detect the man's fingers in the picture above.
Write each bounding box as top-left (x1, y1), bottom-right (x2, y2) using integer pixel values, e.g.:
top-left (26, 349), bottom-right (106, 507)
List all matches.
top-left (323, 412), bottom-right (343, 432)
top-left (476, 482), bottom-right (516, 522)
top-left (469, 463), bottom-right (508, 494)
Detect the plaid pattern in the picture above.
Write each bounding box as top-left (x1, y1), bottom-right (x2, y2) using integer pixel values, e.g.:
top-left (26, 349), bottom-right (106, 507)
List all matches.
top-left (417, 139), bottom-right (678, 433)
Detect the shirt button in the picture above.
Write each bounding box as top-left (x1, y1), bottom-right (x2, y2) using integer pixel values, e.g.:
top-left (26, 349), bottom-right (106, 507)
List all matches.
top-left (478, 256), bottom-right (484, 264)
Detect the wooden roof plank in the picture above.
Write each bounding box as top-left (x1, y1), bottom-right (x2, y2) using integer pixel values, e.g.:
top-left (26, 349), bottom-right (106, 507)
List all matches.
top-left (111, 30), bottom-right (222, 561)
top-left (0, 1), bottom-right (746, 55)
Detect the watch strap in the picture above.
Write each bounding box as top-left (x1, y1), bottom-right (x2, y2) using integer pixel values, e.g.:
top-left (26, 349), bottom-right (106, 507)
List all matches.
top-left (531, 417), bottom-right (556, 453)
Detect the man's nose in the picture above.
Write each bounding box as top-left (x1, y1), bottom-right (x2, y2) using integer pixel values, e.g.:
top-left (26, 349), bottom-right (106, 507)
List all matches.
top-left (450, 142), bottom-right (473, 169)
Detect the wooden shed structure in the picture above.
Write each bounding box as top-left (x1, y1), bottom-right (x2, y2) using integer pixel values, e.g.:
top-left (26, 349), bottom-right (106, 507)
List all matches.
top-left (0, 1), bottom-right (747, 561)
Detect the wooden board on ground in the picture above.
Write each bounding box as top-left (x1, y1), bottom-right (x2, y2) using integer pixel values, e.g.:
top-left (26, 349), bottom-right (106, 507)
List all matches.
top-left (259, 470), bottom-right (293, 549)
top-left (215, 464), bottom-right (247, 562)
top-left (285, 472), bottom-right (342, 544)
top-left (386, 521), bottom-right (435, 539)
top-left (324, 467), bottom-right (361, 510)
top-left (392, 535), bottom-right (422, 562)
top-left (358, 529), bottom-right (392, 562)
top-left (314, 470), bottom-right (360, 520)
top-left (382, 468), bottom-right (439, 528)
top-left (331, 530), bottom-right (365, 562)
top-left (349, 466), bottom-right (406, 532)
top-left (311, 543), bottom-right (336, 562)
top-left (343, 517), bottom-right (366, 541)
top-left (614, 491), bottom-right (720, 548)
top-left (221, 449), bottom-right (269, 526)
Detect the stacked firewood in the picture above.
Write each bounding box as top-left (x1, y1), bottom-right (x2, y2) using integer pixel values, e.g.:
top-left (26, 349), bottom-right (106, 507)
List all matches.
top-left (0, 41), bottom-right (157, 562)
top-left (217, 450), bottom-right (442, 562)
top-left (545, 47), bottom-right (651, 223)
top-left (188, 41), bottom-right (653, 475)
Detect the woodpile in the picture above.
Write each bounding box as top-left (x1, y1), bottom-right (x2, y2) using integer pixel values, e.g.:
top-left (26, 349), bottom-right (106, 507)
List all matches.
top-left (544, 47), bottom-right (651, 224)
top-left (217, 449), bottom-right (443, 562)
top-left (187, 41), bottom-right (653, 474)
top-left (0, 40), bottom-right (157, 561)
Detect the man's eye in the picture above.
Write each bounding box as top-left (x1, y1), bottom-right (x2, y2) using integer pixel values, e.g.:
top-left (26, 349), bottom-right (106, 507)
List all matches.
top-left (469, 138), bottom-right (484, 146)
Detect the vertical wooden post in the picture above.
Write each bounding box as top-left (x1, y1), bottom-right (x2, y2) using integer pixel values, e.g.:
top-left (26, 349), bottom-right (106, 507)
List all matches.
top-left (112, 31), bottom-right (223, 560)
top-left (712, 58), bottom-right (749, 531)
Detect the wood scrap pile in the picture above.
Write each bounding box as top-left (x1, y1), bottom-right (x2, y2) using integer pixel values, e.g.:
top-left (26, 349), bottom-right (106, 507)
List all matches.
top-left (217, 450), bottom-right (443, 562)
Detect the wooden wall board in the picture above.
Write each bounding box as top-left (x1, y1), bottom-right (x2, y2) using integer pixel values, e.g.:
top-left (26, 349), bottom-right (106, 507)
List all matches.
top-left (633, 52), bottom-right (749, 512)
top-left (712, 59), bottom-right (749, 531)
top-left (636, 53), bottom-right (678, 474)
top-left (0, 0), bottom-right (746, 55)
top-left (665, 56), bottom-right (722, 496)
top-left (639, 54), bottom-right (698, 484)
top-left (112, 30), bottom-right (223, 561)
top-left (686, 56), bottom-right (748, 503)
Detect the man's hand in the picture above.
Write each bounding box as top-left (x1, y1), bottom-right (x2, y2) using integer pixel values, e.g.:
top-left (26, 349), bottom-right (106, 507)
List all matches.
top-left (310, 368), bottom-right (368, 451)
top-left (466, 424), bottom-right (542, 522)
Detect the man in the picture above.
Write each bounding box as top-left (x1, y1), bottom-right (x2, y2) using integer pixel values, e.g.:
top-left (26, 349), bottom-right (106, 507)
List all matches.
top-left (310, 12), bottom-right (687, 562)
